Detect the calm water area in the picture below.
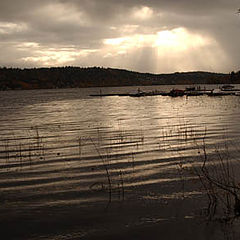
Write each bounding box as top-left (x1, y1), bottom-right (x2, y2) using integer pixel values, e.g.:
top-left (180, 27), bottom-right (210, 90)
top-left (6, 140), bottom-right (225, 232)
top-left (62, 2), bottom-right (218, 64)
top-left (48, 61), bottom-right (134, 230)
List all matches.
top-left (1, 85), bottom-right (240, 239)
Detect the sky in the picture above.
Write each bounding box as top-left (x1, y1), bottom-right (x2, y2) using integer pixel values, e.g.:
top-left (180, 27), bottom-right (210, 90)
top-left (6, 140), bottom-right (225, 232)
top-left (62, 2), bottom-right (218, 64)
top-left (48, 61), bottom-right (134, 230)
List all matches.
top-left (0, 0), bottom-right (239, 73)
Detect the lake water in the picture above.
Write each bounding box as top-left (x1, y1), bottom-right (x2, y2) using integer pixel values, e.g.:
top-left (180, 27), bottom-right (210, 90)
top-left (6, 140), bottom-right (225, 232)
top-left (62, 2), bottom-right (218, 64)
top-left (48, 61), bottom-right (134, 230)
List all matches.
top-left (1, 85), bottom-right (240, 239)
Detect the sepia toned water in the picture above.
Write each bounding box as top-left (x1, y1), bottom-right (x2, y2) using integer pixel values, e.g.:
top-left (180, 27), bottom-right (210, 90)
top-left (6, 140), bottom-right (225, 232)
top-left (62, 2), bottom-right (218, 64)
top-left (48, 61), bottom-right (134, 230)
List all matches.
top-left (1, 85), bottom-right (240, 239)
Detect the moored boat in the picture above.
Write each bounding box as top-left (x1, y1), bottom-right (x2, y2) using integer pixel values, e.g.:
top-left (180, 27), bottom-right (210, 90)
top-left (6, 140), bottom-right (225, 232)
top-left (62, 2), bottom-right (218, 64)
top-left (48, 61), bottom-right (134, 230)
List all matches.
top-left (220, 84), bottom-right (234, 91)
top-left (207, 89), bottom-right (233, 96)
top-left (220, 84), bottom-right (240, 91)
top-left (168, 89), bottom-right (185, 97)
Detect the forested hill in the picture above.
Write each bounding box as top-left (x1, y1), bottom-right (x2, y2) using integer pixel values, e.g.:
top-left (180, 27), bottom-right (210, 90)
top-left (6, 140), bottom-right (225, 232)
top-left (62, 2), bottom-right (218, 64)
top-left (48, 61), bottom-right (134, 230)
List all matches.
top-left (0, 66), bottom-right (239, 90)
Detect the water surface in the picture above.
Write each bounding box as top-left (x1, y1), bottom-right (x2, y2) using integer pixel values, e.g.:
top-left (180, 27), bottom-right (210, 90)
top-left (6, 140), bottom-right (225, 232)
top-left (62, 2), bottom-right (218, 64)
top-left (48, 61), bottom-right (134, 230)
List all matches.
top-left (1, 85), bottom-right (240, 239)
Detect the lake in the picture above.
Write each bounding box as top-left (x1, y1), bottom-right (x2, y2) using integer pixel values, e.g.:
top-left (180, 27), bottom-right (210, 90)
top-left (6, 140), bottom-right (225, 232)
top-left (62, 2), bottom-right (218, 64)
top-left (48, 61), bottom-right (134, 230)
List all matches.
top-left (1, 85), bottom-right (240, 239)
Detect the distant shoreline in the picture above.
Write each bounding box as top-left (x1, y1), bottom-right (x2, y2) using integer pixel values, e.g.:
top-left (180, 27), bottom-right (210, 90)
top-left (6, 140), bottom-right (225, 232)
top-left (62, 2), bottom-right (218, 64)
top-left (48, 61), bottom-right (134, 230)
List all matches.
top-left (0, 66), bottom-right (239, 90)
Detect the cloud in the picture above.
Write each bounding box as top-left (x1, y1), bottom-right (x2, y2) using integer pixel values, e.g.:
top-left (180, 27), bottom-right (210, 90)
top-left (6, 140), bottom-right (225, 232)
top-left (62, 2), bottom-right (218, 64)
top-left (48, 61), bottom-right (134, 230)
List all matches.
top-left (0, 0), bottom-right (239, 73)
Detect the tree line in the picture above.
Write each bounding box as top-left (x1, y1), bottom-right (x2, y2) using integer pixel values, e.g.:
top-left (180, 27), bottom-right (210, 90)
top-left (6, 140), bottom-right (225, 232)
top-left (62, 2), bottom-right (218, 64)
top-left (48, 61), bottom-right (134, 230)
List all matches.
top-left (0, 66), bottom-right (239, 90)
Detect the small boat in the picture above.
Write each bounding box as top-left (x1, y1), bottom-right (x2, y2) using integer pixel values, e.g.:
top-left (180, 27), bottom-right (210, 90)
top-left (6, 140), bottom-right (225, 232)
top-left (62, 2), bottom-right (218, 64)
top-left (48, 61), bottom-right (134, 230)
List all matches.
top-left (220, 85), bottom-right (240, 91)
top-left (207, 89), bottom-right (233, 96)
top-left (168, 89), bottom-right (185, 97)
top-left (220, 85), bottom-right (235, 91)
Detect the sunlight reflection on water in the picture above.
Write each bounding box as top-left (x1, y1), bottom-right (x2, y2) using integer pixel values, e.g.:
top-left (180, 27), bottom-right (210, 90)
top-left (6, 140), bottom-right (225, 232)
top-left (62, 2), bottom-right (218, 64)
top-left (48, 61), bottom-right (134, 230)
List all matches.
top-left (1, 85), bottom-right (240, 210)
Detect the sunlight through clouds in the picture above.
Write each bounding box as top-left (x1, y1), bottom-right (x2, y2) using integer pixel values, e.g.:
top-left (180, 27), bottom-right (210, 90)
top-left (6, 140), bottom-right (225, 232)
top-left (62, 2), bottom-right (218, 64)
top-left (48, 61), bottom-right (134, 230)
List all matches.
top-left (0, 0), bottom-right (239, 72)
top-left (154, 28), bottom-right (213, 51)
top-left (15, 26), bottom-right (229, 72)
top-left (102, 27), bottom-right (229, 73)
top-left (103, 27), bottom-right (213, 53)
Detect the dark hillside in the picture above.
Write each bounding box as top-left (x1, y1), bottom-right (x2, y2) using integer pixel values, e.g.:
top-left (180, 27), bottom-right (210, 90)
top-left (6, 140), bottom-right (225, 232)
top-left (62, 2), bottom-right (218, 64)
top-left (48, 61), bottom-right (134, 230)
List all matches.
top-left (0, 67), bottom-right (239, 90)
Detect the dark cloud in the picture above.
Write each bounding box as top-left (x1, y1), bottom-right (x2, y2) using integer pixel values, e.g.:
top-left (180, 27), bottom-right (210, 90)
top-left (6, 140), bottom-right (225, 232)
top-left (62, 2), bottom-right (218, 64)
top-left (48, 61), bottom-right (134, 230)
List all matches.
top-left (0, 0), bottom-right (239, 72)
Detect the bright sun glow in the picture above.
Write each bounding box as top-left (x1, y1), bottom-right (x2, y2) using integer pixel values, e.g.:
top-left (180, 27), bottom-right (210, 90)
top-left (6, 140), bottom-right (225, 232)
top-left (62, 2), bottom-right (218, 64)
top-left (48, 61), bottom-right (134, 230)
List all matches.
top-left (103, 28), bottom-right (212, 52)
top-left (154, 28), bottom-right (211, 51)
top-left (101, 27), bottom-right (228, 73)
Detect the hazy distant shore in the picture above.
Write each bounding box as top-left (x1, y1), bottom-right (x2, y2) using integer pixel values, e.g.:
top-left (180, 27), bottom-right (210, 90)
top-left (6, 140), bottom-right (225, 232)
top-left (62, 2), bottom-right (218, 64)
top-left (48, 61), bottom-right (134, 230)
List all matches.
top-left (0, 66), bottom-right (239, 90)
